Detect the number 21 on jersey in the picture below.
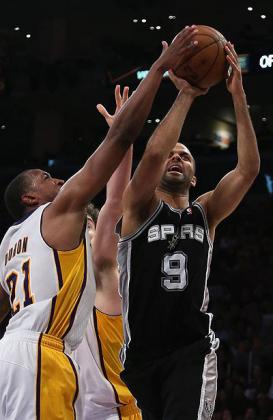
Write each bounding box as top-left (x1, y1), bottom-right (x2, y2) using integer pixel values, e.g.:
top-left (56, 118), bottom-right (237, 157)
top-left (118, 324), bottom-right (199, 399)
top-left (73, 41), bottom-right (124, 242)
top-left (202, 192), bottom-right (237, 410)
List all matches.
top-left (6, 259), bottom-right (35, 314)
top-left (161, 251), bottom-right (188, 291)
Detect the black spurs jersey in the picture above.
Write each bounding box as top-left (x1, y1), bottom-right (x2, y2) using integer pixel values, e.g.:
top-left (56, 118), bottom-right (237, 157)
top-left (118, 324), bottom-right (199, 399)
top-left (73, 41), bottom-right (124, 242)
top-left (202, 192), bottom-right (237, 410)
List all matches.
top-left (117, 200), bottom-right (219, 364)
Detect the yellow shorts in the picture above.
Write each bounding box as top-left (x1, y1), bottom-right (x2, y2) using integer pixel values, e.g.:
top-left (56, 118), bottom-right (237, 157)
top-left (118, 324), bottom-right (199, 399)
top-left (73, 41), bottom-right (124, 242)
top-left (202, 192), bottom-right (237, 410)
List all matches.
top-left (0, 330), bottom-right (82, 420)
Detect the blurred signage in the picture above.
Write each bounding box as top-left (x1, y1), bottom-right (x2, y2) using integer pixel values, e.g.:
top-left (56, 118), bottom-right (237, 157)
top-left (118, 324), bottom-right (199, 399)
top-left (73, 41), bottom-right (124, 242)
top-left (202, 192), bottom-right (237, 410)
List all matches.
top-left (239, 52), bottom-right (273, 73)
top-left (265, 174), bottom-right (273, 194)
top-left (136, 52), bottom-right (273, 80)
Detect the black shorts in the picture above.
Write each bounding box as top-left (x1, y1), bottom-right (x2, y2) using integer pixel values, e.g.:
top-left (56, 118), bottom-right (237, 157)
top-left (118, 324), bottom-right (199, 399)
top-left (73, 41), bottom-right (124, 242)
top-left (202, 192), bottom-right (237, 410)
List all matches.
top-left (121, 339), bottom-right (217, 420)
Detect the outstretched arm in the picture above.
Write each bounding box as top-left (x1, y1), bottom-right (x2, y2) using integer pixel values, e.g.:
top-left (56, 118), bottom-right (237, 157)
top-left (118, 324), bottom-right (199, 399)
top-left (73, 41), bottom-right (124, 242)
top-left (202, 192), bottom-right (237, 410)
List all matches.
top-left (122, 71), bottom-right (207, 236)
top-left (93, 86), bottom-right (132, 279)
top-left (197, 43), bottom-right (260, 234)
top-left (92, 86), bottom-right (133, 314)
top-left (43, 26), bottom-right (199, 250)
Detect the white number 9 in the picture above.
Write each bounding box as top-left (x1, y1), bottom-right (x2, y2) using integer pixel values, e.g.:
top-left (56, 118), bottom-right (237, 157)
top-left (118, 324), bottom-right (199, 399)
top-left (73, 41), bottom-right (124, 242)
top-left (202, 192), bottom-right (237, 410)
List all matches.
top-left (161, 252), bottom-right (188, 291)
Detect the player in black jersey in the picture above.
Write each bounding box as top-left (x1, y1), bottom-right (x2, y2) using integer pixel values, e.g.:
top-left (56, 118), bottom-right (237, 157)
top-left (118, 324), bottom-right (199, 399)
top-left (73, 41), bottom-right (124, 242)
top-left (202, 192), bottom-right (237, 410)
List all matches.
top-left (117, 43), bottom-right (260, 419)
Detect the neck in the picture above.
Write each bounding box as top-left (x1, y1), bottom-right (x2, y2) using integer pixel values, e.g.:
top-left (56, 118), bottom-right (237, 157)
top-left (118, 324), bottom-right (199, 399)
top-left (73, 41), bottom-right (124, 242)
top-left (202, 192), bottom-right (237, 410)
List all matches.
top-left (156, 187), bottom-right (189, 209)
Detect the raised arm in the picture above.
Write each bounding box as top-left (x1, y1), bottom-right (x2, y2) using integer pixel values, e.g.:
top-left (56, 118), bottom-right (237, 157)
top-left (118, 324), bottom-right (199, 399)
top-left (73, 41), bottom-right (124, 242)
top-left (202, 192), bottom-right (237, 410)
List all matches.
top-left (197, 43), bottom-right (260, 234)
top-left (42, 26), bottom-right (199, 250)
top-left (93, 86), bottom-right (132, 279)
top-left (122, 71), bottom-right (207, 235)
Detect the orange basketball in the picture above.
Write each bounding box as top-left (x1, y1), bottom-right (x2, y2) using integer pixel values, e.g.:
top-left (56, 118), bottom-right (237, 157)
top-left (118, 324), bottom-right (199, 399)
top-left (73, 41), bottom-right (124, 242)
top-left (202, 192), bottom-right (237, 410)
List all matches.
top-left (172, 25), bottom-right (228, 89)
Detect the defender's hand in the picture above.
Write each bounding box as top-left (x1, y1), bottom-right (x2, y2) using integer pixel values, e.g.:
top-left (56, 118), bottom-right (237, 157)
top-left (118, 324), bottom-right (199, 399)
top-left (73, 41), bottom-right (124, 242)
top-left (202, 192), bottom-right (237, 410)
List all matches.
top-left (155, 25), bottom-right (199, 73)
top-left (97, 85), bottom-right (130, 127)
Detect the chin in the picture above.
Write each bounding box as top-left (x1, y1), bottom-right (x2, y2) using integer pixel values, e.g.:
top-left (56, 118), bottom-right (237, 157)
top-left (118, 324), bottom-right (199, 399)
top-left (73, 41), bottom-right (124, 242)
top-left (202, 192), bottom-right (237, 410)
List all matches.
top-left (165, 173), bottom-right (184, 184)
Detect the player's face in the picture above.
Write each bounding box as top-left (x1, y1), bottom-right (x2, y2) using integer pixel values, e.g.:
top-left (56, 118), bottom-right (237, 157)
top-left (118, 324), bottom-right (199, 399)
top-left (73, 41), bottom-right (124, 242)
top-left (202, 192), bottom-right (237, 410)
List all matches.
top-left (162, 143), bottom-right (195, 185)
top-left (28, 169), bottom-right (64, 204)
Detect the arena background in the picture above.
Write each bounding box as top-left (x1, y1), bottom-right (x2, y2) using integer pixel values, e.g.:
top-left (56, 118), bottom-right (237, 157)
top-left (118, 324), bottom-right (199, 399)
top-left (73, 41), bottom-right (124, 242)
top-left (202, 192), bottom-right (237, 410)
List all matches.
top-left (0, 1), bottom-right (273, 418)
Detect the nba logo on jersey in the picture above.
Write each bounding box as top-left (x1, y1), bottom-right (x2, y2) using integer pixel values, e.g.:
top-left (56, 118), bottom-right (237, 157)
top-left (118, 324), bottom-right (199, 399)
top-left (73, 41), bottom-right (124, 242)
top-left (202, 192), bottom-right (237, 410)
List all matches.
top-left (186, 207), bottom-right (192, 215)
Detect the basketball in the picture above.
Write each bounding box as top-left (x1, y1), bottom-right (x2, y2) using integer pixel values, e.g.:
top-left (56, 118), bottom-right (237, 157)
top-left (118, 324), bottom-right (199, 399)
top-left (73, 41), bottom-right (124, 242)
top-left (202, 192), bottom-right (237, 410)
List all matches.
top-left (172, 25), bottom-right (228, 89)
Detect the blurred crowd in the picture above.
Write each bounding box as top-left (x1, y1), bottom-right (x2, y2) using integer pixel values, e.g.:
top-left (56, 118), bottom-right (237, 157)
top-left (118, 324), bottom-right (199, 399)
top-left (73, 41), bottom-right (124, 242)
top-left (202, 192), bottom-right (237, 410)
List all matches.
top-left (211, 196), bottom-right (273, 419)
top-left (0, 195), bottom-right (272, 419)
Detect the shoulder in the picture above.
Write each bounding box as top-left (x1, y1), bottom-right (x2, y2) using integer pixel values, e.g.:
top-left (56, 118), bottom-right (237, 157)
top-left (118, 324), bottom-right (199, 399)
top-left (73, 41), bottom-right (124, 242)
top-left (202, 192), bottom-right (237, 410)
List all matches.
top-left (195, 191), bottom-right (214, 212)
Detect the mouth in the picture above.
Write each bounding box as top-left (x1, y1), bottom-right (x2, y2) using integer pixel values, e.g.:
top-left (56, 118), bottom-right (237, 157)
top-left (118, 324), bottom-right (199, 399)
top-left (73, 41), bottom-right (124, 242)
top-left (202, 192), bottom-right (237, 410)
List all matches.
top-left (167, 164), bottom-right (183, 174)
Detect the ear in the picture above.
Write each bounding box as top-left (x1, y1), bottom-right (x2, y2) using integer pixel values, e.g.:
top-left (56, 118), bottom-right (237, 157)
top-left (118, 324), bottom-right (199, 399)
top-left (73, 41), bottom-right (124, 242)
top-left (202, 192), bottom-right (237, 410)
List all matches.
top-left (190, 175), bottom-right (197, 188)
top-left (21, 193), bottom-right (40, 207)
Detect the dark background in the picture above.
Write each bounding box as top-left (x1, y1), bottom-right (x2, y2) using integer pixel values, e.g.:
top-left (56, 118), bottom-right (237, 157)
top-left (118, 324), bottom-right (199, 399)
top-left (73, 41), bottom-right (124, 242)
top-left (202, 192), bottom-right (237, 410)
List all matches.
top-left (0, 1), bottom-right (273, 418)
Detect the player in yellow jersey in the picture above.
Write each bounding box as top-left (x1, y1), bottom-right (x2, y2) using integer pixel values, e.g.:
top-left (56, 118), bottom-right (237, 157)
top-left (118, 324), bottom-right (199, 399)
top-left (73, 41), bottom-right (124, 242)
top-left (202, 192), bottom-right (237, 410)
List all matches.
top-left (0, 26), bottom-right (200, 420)
top-left (73, 85), bottom-right (141, 420)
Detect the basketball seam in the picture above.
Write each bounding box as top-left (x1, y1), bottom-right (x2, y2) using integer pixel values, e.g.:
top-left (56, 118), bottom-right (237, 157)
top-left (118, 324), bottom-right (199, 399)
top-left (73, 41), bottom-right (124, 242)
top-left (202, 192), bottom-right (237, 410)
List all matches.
top-left (179, 35), bottom-right (221, 67)
top-left (195, 42), bottom-right (221, 88)
top-left (178, 39), bottom-right (225, 88)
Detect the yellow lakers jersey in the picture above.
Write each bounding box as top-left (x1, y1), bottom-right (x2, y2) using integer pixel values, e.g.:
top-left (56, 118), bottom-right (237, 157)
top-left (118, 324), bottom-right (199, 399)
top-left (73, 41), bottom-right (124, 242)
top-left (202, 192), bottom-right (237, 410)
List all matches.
top-left (73, 307), bottom-right (140, 417)
top-left (0, 203), bottom-right (95, 351)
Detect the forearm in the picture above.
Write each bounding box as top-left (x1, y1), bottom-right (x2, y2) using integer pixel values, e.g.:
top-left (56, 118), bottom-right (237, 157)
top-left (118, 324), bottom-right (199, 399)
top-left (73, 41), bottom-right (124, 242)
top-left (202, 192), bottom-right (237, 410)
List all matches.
top-left (106, 146), bottom-right (133, 202)
top-left (146, 91), bottom-right (194, 157)
top-left (106, 63), bottom-right (164, 146)
top-left (59, 67), bottom-right (164, 208)
top-left (233, 92), bottom-right (260, 176)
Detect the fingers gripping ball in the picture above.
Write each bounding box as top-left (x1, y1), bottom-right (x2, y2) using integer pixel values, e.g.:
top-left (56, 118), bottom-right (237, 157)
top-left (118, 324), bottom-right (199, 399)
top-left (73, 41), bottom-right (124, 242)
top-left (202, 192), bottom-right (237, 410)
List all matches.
top-left (172, 25), bottom-right (228, 89)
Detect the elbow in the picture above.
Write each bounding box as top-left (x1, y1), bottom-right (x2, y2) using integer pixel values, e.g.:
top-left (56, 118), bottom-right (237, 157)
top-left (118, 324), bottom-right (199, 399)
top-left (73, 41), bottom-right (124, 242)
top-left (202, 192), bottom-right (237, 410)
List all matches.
top-left (238, 155), bottom-right (260, 180)
top-left (250, 158), bottom-right (261, 179)
top-left (239, 164), bottom-right (260, 183)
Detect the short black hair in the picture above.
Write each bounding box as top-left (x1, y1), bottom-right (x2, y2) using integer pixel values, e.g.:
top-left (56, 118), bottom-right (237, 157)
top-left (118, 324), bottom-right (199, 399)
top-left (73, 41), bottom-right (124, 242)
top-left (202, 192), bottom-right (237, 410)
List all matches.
top-left (87, 203), bottom-right (100, 226)
top-left (4, 170), bottom-right (34, 220)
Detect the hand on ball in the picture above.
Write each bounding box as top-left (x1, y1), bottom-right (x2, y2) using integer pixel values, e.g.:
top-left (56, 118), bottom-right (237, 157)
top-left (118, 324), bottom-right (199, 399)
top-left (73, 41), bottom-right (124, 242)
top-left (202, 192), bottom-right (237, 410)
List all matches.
top-left (168, 69), bottom-right (209, 97)
top-left (155, 25), bottom-right (199, 73)
top-left (225, 42), bottom-right (244, 96)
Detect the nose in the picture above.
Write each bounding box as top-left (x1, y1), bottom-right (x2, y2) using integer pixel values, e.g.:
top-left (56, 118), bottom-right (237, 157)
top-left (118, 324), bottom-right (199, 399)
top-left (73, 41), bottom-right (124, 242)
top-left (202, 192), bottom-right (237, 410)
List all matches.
top-left (171, 153), bottom-right (182, 162)
top-left (54, 178), bottom-right (65, 186)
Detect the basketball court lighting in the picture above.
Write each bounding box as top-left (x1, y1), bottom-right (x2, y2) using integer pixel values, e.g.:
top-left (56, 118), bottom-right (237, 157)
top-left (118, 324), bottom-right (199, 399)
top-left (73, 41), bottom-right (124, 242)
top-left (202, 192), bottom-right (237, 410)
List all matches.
top-left (150, 26), bottom-right (155, 30)
top-left (26, 34), bottom-right (31, 38)
top-left (141, 19), bottom-right (147, 23)
top-left (14, 26), bottom-right (20, 31)
top-left (156, 26), bottom-right (161, 30)
top-left (133, 19), bottom-right (138, 23)
top-left (247, 6), bottom-right (253, 11)
top-left (261, 14), bottom-right (266, 19)
top-left (147, 120), bottom-right (152, 123)
top-left (155, 118), bottom-right (160, 123)
top-left (262, 117), bottom-right (267, 122)
top-left (1, 124), bottom-right (6, 130)
top-left (168, 15), bottom-right (176, 19)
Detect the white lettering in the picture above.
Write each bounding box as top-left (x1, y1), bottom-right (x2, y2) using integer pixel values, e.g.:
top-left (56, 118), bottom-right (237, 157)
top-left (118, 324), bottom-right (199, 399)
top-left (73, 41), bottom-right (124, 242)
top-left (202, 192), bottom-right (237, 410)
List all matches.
top-left (161, 225), bottom-right (175, 239)
top-left (195, 226), bottom-right (205, 243)
top-left (259, 54), bottom-right (273, 69)
top-left (147, 224), bottom-right (205, 243)
top-left (148, 225), bottom-right (160, 242)
top-left (181, 224), bottom-right (194, 239)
